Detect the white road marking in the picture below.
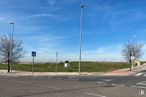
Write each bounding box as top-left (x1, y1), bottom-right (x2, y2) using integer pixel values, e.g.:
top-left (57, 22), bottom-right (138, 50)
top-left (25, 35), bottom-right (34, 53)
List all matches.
top-left (138, 89), bottom-right (145, 96)
top-left (136, 81), bottom-right (146, 86)
top-left (65, 78), bottom-right (78, 81)
top-left (101, 79), bottom-right (114, 82)
top-left (96, 81), bottom-right (105, 84)
top-left (85, 92), bottom-right (106, 97)
top-left (96, 81), bottom-right (107, 85)
top-left (120, 85), bottom-right (125, 87)
top-left (135, 73), bottom-right (143, 76)
top-left (131, 85), bottom-right (146, 89)
top-left (111, 84), bottom-right (125, 87)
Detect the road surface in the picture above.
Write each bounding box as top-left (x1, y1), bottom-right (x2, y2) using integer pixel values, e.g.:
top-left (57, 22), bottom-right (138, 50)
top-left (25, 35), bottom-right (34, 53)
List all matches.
top-left (0, 74), bottom-right (146, 97)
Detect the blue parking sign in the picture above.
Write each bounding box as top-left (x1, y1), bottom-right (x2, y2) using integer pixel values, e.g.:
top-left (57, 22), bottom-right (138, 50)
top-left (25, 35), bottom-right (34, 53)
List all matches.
top-left (32, 51), bottom-right (36, 57)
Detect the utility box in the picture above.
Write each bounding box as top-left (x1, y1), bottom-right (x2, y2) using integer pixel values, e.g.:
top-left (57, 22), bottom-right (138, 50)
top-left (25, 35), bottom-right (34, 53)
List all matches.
top-left (64, 60), bottom-right (70, 68)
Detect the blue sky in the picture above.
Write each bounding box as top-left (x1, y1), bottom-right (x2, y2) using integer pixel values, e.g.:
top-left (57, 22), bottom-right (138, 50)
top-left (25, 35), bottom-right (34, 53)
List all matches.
top-left (1, 0), bottom-right (146, 62)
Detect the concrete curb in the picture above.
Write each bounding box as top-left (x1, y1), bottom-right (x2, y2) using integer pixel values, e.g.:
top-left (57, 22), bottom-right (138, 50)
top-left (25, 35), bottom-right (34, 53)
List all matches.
top-left (0, 71), bottom-right (135, 77)
top-left (0, 70), bottom-right (107, 77)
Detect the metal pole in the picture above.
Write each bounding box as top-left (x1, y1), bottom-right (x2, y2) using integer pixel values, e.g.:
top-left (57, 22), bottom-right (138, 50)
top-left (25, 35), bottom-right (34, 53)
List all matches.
top-left (10, 22), bottom-right (14, 72)
top-left (79, 3), bottom-right (84, 75)
top-left (32, 57), bottom-right (34, 74)
top-left (130, 58), bottom-right (132, 71)
top-left (130, 52), bottom-right (133, 71)
top-left (56, 52), bottom-right (58, 74)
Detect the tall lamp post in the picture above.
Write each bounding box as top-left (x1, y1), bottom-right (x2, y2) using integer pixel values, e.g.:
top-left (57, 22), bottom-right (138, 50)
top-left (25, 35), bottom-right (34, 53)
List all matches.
top-left (79, 3), bottom-right (84, 75)
top-left (10, 22), bottom-right (14, 72)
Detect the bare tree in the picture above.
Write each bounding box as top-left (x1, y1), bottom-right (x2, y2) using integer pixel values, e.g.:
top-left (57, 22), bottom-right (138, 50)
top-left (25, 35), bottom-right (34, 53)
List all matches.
top-left (122, 42), bottom-right (144, 71)
top-left (0, 34), bottom-right (23, 72)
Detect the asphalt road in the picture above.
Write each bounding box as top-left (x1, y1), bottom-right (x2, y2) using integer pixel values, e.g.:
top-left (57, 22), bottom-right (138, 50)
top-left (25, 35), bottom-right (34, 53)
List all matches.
top-left (0, 74), bottom-right (146, 97)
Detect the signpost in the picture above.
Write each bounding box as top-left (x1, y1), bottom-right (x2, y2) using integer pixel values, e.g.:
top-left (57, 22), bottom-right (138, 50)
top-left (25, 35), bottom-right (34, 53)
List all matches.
top-left (130, 55), bottom-right (135, 71)
top-left (56, 52), bottom-right (58, 75)
top-left (32, 51), bottom-right (36, 74)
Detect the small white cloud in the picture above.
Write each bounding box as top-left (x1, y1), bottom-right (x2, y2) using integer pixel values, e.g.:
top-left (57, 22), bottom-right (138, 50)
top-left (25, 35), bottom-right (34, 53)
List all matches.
top-left (21, 45), bottom-right (125, 62)
top-left (26, 13), bottom-right (54, 18)
top-left (81, 45), bottom-right (123, 61)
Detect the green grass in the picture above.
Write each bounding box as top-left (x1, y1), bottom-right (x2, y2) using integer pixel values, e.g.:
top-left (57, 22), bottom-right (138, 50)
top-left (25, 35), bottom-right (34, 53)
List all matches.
top-left (0, 62), bottom-right (129, 72)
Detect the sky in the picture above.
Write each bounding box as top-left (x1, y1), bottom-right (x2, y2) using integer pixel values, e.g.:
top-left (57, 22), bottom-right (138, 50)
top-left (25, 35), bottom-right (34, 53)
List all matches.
top-left (1, 0), bottom-right (146, 62)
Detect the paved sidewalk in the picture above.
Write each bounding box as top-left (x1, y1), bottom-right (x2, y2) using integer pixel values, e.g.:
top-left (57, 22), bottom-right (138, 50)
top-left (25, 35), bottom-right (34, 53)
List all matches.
top-left (105, 64), bottom-right (146, 76)
top-left (0, 70), bottom-right (106, 77)
top-left (0, 70), bottom-right (135, 77)
top-left (105, 68), bottom-right (135, 76)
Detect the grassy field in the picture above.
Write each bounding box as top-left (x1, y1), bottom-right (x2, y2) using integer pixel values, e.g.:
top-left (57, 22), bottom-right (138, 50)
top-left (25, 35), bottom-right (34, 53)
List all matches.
top-left (0, 62), bottom-right (129, 72)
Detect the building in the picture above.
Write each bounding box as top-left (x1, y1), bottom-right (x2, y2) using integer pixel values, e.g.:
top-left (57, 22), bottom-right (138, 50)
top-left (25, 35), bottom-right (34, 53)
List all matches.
top-left (134, 60), bottom-right (141, 67)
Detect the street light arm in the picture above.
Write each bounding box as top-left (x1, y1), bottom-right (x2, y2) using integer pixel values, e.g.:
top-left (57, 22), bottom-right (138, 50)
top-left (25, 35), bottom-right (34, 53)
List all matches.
top-left (10, 22), bottom-right (14, 25)
top-left (81, 4), bottom-right (84, 8)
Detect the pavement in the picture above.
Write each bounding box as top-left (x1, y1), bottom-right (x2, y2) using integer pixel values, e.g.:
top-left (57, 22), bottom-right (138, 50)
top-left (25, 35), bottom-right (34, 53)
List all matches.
top-left (0, 74), bottom-right (146, 97)
top-left (0, 63), bottom-right (146, 77)
top-left (104, 68), bottom-right (135, 76)
top-left (0, 64), bottom-right (146, 97)
top-left (105, 63), bottom-right (146, 76)
top-left (0, 70), bottom-right (106, 77)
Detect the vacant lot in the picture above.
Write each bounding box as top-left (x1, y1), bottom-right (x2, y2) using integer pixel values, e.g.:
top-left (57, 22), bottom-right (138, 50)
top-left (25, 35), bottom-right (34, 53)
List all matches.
top-left (0, 62), bottom-right (129, 72)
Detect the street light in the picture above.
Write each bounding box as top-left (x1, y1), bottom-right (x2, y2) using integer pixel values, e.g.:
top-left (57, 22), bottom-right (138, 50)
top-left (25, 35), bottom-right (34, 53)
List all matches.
top-left (10, 22), bottom-right (14, 72)
top-left (56, 52), bottom-right (58, 75)
top-left (79, 3), bottom-right (84, 75)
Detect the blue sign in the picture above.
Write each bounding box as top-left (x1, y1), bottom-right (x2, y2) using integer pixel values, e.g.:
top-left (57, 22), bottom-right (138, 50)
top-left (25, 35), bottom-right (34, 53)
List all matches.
top-left (32, 51), bottom-right (36, 57)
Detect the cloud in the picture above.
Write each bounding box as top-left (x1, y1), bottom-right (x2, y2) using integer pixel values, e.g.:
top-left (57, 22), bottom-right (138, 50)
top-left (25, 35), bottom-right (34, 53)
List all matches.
top-left (81, 45), bottom-right (123, 61)
top-left (21, 42), bottom-right (146, 62)
top-left (21, 44), bottom-right (125, 62)
top-left (20, 34), bottom-right (70, 62)
top-left (26, 13), bottom-right (55, 18)
top-left (57, 45), bottom-right (124, 62)
top-left (41, 36), bottom-right (68, 43)
top-left (24, 12), bottom-right (71, 23)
